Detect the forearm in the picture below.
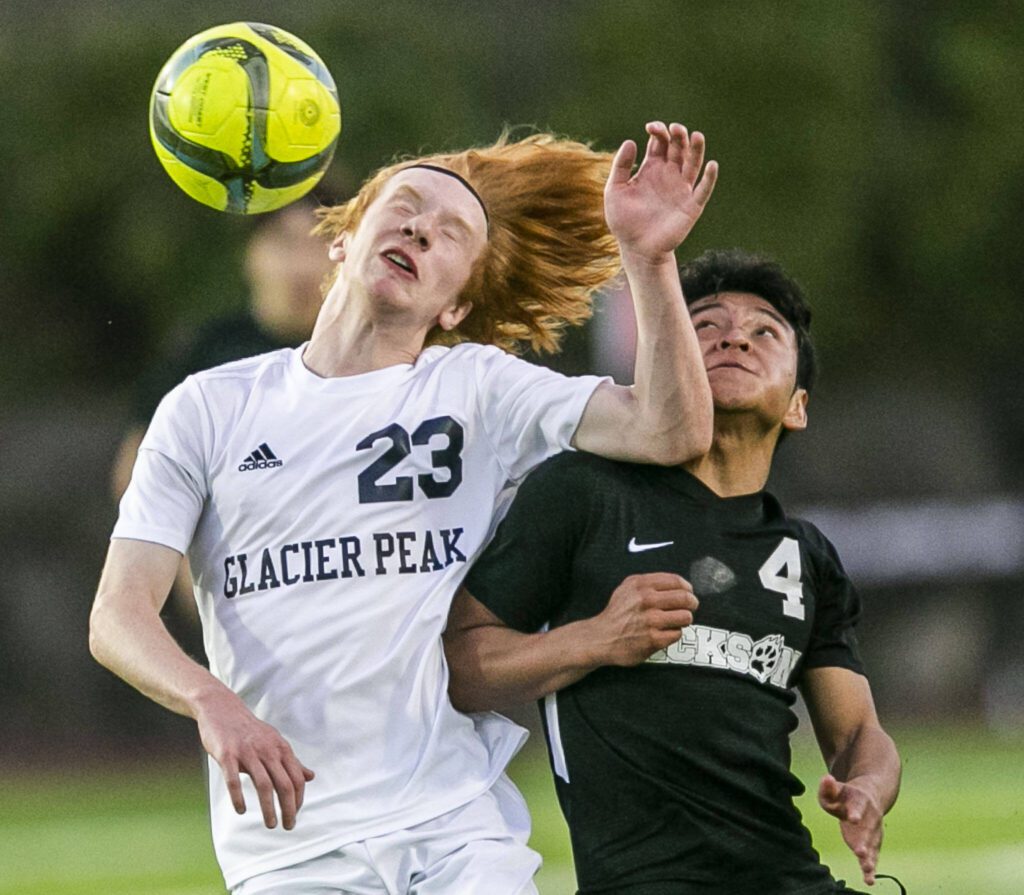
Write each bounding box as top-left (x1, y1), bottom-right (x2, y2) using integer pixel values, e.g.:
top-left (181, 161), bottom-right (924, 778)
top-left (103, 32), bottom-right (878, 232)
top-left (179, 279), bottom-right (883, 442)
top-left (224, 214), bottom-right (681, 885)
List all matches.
top-left (445, 618), bottom-right (603, 712)
top-left (827, 723), bottom-right (902, 814)
top-left (624, 252), bottom-right (713, 463)
top-left (89, 595), bottom-right (232, 721)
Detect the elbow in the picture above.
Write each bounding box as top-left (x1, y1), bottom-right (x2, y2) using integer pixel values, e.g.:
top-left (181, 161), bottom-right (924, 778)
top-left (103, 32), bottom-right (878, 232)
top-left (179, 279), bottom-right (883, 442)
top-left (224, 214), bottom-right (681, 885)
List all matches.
top-left (446, 670), bottom-right (496, 714)
top-left (447, 680), bottom-right (482, 714)
top-left (676, 404), bottom-right (715, 462)
top-left (88, 599), bottom-right (115, 669)
top-left (684, 423), bottom-right (714, 462)
top-left (444, 639), bottom-right (494, 713)
top-left (642, 425), bottom-right (712, 466)
top-left (638, 404), bottom-right (714, 466)
top-left (666, 430), bottom-right (712, 465)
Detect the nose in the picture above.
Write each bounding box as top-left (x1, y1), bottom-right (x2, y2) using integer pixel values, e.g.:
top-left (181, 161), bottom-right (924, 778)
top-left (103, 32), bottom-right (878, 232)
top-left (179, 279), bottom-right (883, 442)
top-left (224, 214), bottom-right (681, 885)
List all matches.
top-left (719, 327), bottom-right (750, 352)
top-left (400, 219), bottom-right (431, 250)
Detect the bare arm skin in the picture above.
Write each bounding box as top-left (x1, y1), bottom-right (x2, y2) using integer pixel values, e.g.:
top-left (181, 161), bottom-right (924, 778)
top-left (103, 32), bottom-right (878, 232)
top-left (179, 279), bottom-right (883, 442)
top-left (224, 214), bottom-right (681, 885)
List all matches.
top-left (110, 426), bottom-right (198, 621)
top-left (444, 573), bottom-right (698, 712)
top-left (572, 121), bottom-right (717, 465)
top-left (801, 666), bottom-right (902, 886)
top-left (89, 539), bottom-right (314, 830)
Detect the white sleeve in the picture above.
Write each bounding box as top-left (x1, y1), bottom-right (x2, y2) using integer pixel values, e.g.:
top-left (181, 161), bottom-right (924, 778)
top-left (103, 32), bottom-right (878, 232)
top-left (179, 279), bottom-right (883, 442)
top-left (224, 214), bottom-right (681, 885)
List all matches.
top-left (473, 347), bottom-right (610, 482)
top-left (111, 377), bottom-right (209, 554)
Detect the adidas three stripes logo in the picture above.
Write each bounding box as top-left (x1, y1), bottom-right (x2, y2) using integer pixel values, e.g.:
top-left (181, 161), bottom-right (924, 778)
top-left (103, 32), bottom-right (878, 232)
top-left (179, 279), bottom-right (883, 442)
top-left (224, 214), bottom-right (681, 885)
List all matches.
top-left (238, 443), bottom-right (284, 472)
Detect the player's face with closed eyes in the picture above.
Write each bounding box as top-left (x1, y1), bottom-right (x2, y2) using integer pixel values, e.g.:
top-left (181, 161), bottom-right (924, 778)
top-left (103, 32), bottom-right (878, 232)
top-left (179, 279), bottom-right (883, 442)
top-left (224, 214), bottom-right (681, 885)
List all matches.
top-left (331, 168), bottom-right (488, 332)
top-left (691, 291), bottom-right (807, 432)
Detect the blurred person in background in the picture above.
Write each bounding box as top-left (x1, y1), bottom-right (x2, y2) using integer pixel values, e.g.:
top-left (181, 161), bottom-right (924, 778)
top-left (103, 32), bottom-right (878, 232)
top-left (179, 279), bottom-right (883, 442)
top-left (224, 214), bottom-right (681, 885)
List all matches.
top-left (445, 249), bottom-right (903, 895)
top-left (110, 200), bottom-right (331, 625)
top-left (90, 123), bottom-right (718, 894)
top-left (112, 199), bottom-right (330, 495)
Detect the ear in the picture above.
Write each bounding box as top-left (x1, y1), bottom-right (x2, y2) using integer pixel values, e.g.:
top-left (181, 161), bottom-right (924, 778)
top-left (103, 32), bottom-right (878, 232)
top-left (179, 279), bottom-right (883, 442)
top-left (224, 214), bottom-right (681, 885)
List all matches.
top-left (782, 387), bottom-right (808, 433)
top-left (437, 301), bottom-right (474, 332)
top-left (327, 232), bottom-right (347, 263)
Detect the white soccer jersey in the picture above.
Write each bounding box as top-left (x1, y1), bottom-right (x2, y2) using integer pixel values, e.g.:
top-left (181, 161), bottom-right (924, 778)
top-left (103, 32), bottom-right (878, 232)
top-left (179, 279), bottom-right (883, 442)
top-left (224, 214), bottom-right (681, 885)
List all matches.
top-left (113, 342), bottom-right (605, 888)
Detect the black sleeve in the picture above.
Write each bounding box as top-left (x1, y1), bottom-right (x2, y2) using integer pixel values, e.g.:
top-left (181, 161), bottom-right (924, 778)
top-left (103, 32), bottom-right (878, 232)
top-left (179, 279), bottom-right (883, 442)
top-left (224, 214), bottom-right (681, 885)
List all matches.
top-left (130, 312), bottom-right (283, 425)
top-left (130, 326), bottom-right (215, 426)
top-left (802, 524), bottom-right (867, 676)
top-left (464, 453), bottom-right (589, 633)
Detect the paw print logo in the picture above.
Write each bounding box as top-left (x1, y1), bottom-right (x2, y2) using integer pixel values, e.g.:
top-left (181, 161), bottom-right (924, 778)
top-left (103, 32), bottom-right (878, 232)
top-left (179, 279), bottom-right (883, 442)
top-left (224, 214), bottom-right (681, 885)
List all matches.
top-left (749, 634), bottom-right (784, 683)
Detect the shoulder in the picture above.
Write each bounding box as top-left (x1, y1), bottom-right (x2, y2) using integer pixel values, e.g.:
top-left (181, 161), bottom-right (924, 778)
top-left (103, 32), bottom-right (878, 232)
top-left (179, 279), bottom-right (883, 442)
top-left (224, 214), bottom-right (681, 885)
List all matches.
top-left (520, 451), bottom-right (648, 498)
top-left (417, 342), bottom-right (517, 372)
top-left (784, 512), bottom-right (849, 577)
top-left (189, 347), bottom-right (292, 391)
top-left (171, 348), bottom-right (292, 419)
top-left (192, 345), bottom-right (291, 379)
top-left (787, 514), bottom-right (832, 551)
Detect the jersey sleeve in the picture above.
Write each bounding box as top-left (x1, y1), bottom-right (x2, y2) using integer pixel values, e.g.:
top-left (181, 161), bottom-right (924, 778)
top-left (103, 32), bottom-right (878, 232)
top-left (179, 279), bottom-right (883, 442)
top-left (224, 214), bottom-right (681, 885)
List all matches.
top-left (464, 455), bottom-right (588, 632)
top-left (473, 347), bottom-right (609, 482)
top-left (803, 527), bottom-right (866, 676)
top-left (112, 377), bottom-right (211, 554)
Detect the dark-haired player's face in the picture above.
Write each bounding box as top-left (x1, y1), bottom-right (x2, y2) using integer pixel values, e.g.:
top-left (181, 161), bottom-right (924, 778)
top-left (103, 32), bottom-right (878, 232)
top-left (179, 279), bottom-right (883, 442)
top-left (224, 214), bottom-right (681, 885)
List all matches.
top-left (330, 168), bottom-right (488, 332)
top-left (691, 291), bottom-right (807, 432)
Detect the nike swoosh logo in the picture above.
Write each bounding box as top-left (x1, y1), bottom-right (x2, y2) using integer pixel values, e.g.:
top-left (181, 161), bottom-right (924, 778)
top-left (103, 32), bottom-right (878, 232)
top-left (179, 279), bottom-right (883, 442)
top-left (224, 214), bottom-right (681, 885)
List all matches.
top-left (628, 537), bottom-right (675, 553)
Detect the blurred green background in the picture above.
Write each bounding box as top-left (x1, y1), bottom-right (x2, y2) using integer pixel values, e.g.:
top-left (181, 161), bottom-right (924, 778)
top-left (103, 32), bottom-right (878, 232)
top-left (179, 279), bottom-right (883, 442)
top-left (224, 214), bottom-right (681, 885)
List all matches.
top-left (1, 1), bottom-right (1022, 892)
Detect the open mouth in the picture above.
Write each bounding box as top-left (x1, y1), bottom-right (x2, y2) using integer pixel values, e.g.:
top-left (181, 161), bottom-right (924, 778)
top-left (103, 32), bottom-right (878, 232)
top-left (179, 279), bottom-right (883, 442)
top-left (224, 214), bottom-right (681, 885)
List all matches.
top-left (382, 249), bottom-right (417, 278)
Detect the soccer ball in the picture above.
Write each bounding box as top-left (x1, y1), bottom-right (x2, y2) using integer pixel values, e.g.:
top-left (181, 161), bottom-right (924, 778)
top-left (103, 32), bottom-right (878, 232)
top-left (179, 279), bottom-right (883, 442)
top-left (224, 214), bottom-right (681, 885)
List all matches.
top-left (149, 22), bottom-right (341, 214)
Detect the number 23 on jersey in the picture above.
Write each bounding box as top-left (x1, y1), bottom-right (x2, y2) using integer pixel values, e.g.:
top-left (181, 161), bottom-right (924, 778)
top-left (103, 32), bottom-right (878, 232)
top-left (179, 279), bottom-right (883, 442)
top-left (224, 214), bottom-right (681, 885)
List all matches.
top-left (356, 416), bottom-right (464, 504)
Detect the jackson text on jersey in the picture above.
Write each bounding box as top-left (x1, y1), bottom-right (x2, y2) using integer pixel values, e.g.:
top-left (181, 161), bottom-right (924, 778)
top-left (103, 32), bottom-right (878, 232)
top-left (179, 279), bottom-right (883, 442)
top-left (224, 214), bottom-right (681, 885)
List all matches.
top-left (647, 625), bottom-right (801, 689)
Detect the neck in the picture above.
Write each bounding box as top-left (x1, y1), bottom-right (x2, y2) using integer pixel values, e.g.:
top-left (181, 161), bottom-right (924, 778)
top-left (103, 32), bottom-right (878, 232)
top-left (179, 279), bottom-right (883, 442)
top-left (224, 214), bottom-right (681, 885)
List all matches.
top-left (683, 413), bottom-right (779, 497)
top-left (302, 278), bottom-right (431, 378)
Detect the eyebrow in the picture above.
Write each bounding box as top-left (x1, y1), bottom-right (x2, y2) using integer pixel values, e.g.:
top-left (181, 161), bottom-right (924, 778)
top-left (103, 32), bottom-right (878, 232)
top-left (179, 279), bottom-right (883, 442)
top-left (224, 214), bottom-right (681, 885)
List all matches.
top-left (392, 184), bottom-right (475, 237)
top-left (690, 300), bottom-right (791, 330)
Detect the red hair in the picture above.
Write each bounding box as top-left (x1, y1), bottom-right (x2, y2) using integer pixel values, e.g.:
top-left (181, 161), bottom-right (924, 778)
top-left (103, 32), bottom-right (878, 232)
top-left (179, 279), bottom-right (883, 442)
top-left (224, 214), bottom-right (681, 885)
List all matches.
top-left (315, 132), bottom-right (621, 353)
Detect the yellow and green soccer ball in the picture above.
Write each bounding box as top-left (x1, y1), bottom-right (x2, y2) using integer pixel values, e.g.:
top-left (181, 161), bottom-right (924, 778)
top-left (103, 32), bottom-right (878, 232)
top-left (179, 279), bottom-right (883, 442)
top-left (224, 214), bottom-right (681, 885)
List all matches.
top-left (149, 22), bottom-right (341, 214)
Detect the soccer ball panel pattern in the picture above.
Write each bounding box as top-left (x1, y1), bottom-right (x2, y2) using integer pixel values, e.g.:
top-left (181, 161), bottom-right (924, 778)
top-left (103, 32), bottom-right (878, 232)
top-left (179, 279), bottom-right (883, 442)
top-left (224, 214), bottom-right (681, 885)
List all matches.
top-left (148, 22), bottom-right (341, 214)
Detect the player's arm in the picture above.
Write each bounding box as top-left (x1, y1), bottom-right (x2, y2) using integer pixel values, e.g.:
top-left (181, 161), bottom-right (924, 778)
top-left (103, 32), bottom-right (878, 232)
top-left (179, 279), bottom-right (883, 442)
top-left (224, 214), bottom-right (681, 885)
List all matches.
top-left (801, 666), bottom-right (902, 887)
top-left (571, 121), bottom-right (717, 466)
top-left (89, 539), bottom-right (314, 830)
top-left (444, 573), bottom-right (698, 712)
top-left (110, 425), bottom-right (196, 618)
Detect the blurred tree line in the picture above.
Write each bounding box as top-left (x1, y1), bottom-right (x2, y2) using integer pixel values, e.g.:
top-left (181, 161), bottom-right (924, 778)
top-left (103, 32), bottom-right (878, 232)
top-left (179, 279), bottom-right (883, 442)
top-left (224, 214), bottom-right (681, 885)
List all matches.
top-left (0, 0), bottom-right (1021, 755)
top-left (1, 0), bottom-right (1020, 409)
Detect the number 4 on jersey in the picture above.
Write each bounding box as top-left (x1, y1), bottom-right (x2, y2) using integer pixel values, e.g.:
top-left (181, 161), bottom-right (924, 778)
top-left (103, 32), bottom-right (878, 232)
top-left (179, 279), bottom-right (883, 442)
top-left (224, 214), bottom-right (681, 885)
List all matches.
top-left (758, 537), bottom-right (806, 620)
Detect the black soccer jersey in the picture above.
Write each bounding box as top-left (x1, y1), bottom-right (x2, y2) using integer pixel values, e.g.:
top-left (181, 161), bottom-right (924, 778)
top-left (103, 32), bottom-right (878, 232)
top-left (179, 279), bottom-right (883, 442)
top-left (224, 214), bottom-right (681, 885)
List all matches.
top-left (131, 312), bottom-right (295, 425)
top-left (465, 452), bottom-right (866, 895)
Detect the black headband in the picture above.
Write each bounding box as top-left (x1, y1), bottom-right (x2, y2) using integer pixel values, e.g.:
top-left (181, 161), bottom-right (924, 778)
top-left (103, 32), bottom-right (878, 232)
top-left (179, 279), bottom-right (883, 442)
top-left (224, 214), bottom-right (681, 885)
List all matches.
top-left (406, 163), bottom-right (489, 227)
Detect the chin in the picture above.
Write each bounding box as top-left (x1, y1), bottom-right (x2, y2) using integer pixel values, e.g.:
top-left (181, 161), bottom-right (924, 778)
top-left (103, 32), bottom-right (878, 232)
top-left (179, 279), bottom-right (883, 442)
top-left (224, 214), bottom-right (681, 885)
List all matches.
top-left (710, 387), bottom-right (758, 410)
top-left (368, 280), bottom-right (415, 311)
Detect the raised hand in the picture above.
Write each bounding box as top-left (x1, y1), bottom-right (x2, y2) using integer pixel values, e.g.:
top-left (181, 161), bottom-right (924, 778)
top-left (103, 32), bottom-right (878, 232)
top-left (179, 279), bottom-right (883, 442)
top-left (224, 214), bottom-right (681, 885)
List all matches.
top-left (195, 688), bottom-right (315, 831)
top-left (588, 572), bottom-right (698, 666)
top-left (604, 121), bottom-right (718, 266)
top-left (818, 773), bottom-right (885, 885)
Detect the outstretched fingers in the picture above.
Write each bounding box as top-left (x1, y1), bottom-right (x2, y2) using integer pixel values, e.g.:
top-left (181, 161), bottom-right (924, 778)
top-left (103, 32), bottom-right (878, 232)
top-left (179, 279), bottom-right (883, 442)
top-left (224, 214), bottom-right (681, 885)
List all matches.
top-left (643, 120), bottom-right (671, 162)
top-left (222, 756), bottom-right (247, 815)
top-left (268, 760), bottom-right (301, 830)
top-left (603, 120), bottom-right (718, 258)
top-left (682, 130), bottom-right (706, 179)
top-left (608, 139), bottom-right (639, 186)
top-left (214, 743), bottom-right (316, 830)
top-left (692, 158), bottom-right (719, 208)
top-left (820, 774), bottom-right (882, 885)
top-left (243, 756), bottom-right (279, 829)
top-left (818, 773), bottom-right (846, 816)
top-left (682, 130), bottom-right (718, 207)
top-left (665, 122), bottom-right (689, 168)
